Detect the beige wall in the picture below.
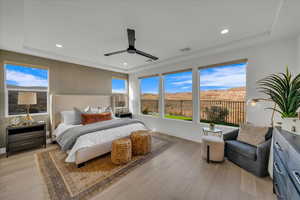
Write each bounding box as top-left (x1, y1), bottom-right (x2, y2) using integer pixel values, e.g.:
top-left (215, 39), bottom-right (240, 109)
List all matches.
top-left (0, 50), bottom-right (127, 148)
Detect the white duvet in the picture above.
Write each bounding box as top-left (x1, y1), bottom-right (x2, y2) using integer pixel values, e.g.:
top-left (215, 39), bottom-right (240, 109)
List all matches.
top-left (54, 122), bottom-right (147, 162)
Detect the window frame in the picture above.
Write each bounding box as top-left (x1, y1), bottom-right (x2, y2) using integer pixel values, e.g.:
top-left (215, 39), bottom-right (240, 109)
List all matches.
top-left (163, 69), bottom-right (193, 121)
top-left (139, 74), bottom-right (161, 117)
top-left (4, 61), bottom-right (49, 117)
top-left (111, 76), bottom-right (129, 112)
top-left (198, 59), bottom-right (248, 126)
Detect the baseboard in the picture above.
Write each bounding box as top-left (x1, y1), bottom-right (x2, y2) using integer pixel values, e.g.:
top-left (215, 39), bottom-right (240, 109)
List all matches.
top-left (0, 148), bottom-right (6, 155)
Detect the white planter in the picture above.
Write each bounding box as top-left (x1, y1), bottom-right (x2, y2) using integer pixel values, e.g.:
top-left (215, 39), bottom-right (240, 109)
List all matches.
top-left (281, 117), bottom-right (300, 135)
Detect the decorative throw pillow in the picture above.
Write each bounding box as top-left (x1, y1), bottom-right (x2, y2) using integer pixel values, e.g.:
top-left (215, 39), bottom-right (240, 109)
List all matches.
top-left (237, 123), bottom-right (268, 146)
top-left (81, 112), bottom-right (112, 125)
top-left (61, 110), bottom-right (81, 125)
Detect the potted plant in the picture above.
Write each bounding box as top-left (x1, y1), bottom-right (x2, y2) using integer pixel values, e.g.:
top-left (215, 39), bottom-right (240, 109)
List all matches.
top-left (258, 67), bottom-right (300, 133)
top-left (209, 122), bottom-right (215, 130)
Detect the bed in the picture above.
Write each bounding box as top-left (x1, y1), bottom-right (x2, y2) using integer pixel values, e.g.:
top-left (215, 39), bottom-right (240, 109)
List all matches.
top-left (50, 94), bottom-right (147, 167)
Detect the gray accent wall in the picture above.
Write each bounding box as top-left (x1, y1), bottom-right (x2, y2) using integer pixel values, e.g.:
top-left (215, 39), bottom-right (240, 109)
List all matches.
top-left (0, 50), bottom-right (128, 148)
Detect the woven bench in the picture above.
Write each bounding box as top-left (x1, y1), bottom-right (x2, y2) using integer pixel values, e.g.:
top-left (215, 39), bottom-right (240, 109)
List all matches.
top-left (130, 130), bottom-right (152, 155)
top-left (111, 138), bottom-right (132, 165)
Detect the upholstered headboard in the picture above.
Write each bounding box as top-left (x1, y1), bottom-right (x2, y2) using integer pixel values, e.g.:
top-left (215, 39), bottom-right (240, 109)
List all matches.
top-left (50, 94), bottom-right (111, 137)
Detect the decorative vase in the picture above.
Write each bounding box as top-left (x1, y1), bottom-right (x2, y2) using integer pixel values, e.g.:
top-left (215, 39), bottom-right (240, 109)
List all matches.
top-left (281, 117), bottom-right (300, 135)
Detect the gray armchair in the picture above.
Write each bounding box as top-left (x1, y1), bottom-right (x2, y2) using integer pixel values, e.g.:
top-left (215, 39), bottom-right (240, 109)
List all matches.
top-left (223, 128), bottom-right (273, 177)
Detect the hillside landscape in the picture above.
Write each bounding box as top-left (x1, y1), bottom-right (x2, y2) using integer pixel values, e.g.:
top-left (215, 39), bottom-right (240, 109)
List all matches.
top-left (141, 87), bottom-right (245, 101)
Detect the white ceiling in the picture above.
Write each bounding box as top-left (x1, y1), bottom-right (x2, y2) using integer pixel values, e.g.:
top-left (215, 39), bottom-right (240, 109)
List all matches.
top-left (1, 0), bottom-right (300, 73)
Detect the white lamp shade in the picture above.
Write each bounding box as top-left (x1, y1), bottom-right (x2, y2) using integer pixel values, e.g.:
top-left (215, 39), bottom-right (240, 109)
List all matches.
top-left (18, 92), bottom-right (37, 105)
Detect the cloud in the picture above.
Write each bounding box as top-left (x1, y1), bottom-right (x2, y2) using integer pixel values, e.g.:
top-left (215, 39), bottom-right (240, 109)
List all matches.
top-left (180, 86), bottom-right (192, 90)
top-left (141, 90), bottom-right (158, 94)
top-left (112, 89), bottom-right (126, 93)
top-left (6, 70), bottom-right (48, 87)
top-left (200, 65), bottom-right (246, 88)
top-left (172, 79), bottom-right (192, 86)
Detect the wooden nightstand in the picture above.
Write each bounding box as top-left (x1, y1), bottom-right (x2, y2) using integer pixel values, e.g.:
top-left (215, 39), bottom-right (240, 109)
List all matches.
top-left (6, 123), bottom-right (47, 157)
top-left (115, 113), bottom-right (133, 119)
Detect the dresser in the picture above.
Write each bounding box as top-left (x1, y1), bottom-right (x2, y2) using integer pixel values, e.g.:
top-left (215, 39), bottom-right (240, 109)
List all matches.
top-left (6, 123), bottom-right (47, 157)
top-left (273, 128), bottom-right (300, 200)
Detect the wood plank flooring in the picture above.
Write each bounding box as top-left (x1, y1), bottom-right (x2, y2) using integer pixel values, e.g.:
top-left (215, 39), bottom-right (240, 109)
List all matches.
top-left (0, 133), bottom-right (276, 200)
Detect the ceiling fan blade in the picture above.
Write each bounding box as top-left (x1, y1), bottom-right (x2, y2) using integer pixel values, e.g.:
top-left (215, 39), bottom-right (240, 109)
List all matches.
top-left (104, 50), bottom-right (127, 56)
top-left (136, 50), bottom-right (158, 60)
top-left (127, 29), bottom-right (135, 47)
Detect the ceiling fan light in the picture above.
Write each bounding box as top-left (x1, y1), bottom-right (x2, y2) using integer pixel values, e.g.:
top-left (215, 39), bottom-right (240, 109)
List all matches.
top-left (221, 29), bottom-right (229, 34)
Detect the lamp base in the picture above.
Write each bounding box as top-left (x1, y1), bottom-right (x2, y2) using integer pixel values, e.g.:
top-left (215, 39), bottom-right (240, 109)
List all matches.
top-left (25, 113), bottom-right (33, 121)
top-left (24, 113), bottom-right (34, 125)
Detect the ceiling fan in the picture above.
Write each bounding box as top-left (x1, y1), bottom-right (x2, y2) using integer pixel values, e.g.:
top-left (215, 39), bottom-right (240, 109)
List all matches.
top-left (104, 29), bottom-right (159, 61)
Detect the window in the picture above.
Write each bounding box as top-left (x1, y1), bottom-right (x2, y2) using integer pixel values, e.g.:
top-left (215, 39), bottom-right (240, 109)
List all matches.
top-left (5, 63), bottom-right (48, 116)
top-left (140, 76), bottom-right (160, 116)
top-left (164, 70), bottom-right (193, 121)
top-left (199, 61), bottom-right (247, 126)
top-left (112, 77), bottom-right (128, 110)
top-left (112, 77), bottom-right (127, 94)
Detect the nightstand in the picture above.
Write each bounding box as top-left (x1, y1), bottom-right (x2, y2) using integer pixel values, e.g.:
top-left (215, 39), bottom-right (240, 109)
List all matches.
top-left (6, 123), bottom-right (46, 157)
top-left (115, 113), bottom-right (133, 119)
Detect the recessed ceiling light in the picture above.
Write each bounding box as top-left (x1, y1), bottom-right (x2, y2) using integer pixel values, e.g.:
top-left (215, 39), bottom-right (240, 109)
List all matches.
top-left (56, 44), bottom-right (63, 48)
top-left (123, 62), bottom-right (128, 66)
top-left (221, 29), bottom-right (229, 35)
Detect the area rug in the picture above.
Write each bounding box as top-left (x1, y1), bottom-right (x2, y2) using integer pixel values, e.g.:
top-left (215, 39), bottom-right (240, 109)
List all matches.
top-left (35, 135), bottom-right (174, 200)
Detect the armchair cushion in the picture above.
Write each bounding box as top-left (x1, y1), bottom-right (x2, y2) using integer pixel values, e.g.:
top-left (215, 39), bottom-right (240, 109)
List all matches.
top-left (237, 123), bottom-right (269, 146)
top-left (226, 140), bottom-right (257, 161)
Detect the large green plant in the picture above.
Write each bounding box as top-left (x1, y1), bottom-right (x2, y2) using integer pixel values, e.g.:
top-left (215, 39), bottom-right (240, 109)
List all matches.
top-left (258, 67), bottom-right (300, 118)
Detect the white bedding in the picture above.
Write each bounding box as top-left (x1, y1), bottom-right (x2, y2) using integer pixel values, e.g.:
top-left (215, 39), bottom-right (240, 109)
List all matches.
top-left (54, 122), bottom-right (147, 163)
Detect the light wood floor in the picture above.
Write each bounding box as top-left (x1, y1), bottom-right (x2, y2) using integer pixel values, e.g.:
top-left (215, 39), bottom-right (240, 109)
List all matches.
top-left (0, 134), bottom-right (276, 200)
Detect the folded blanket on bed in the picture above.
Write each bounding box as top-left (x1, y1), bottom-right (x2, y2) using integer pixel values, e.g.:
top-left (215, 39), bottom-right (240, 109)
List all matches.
top-left (57, 119), bottom-right (146, 151)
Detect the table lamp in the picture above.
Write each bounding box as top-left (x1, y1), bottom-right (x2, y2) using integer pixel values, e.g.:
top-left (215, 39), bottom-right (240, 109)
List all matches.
top-left (18, 92), bottom-right (37, 123)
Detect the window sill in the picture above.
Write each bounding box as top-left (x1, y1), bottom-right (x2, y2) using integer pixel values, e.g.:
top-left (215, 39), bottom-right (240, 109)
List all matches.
top-left (137, 114), bottom-right (237, 130)
top-left (138, 114), bottom-right (193, 124)
top-left (6, 113), bottom-right (49, 118)
top-left (163, 117), bottom-right (193, 124)
top-left (138, 114), bottom-right (160, 119)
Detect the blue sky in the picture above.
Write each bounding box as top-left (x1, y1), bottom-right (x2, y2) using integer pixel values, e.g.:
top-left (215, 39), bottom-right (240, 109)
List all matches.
top-left (140, 76), bottom-right (160, 94)
top-left (112, 78), bottom-right (126, 93)
top-left (200, 63), bottom-right (246, 91)
top-left (165, 71), bottom-right (193, 93)
top-left (5, 64), bottom-right (48, 87)
top-left (5, 62), bottom-right (246, 93)
top-left (141, 63), bottom-right (246, 94)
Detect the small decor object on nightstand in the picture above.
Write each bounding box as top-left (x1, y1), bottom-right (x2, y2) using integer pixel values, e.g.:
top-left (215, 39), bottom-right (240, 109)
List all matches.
top-left (115, 112), bottom-right (132, 119)
top-left (9, 116), bottom-right (21, 127)
top-left (6, 122), bottom-right (46, 157)
top-left (18, 92), bottom-right (37, 124)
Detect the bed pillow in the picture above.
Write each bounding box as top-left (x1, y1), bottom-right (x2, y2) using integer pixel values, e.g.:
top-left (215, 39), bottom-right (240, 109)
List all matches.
top-left (61, 110), bottom-right (81, 125)
top-left (81, 112), bottom-right (112, 125)
top-left (84, 106), bottom-right (105, 113)
top-left (237, 123), bottom-right (268, 146)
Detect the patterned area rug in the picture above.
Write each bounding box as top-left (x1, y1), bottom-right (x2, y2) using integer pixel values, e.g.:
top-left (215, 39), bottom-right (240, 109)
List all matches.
top-left (35, 135), bottom-right (173, 200)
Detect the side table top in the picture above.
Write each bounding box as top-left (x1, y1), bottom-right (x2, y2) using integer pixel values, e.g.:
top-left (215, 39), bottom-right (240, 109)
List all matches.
top-left (202, 127), bottom-right (222, 133)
